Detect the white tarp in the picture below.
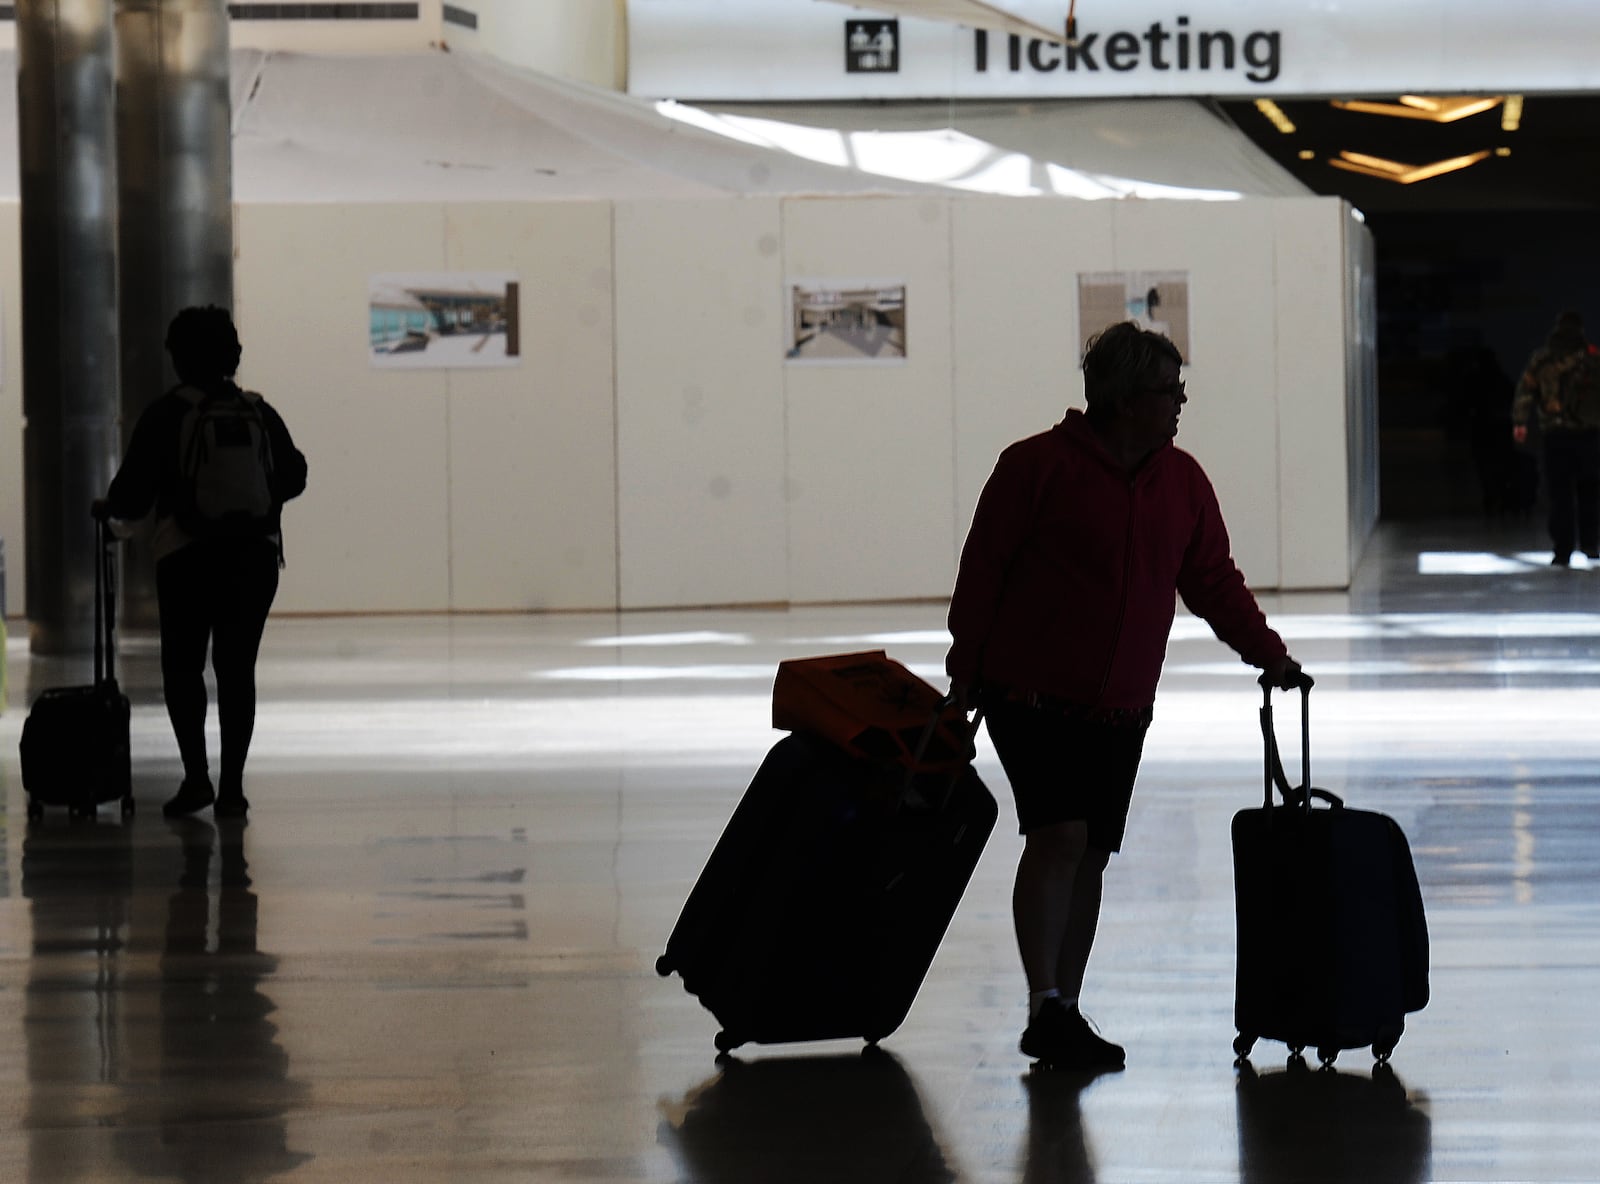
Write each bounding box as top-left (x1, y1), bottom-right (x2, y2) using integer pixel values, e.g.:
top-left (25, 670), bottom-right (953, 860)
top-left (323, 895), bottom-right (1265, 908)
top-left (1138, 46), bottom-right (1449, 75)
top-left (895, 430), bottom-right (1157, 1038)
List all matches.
top-left (0, 48), bottom-right (1307, 202)
top-left (675, 98), bottom-right (1311, 199)
top-left (226, 49), bottom-right (949, 201)
top-left (0, 49), bottom-right (942, 203)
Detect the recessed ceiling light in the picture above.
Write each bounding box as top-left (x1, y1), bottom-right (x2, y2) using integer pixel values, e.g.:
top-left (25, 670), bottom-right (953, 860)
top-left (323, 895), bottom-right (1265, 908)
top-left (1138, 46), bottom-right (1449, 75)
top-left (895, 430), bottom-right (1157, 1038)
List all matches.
top-left (1329, 149), bottom-right (1494, 184)
top-left (1298, 149), bottom-right (1315, 160)
top-left (1332, 96), bottom-right (1503, 123)
top-left (1502, 95), bottom-right (1524, 131)
top-left (1255, 99), bottom-right (1296, 134)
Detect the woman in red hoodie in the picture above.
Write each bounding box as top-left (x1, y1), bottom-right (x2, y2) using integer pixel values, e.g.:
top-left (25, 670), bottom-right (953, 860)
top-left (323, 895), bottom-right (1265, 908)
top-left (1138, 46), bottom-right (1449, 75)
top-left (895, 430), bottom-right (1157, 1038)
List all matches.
top-left (948, 321), bottom-right (1303, 1070)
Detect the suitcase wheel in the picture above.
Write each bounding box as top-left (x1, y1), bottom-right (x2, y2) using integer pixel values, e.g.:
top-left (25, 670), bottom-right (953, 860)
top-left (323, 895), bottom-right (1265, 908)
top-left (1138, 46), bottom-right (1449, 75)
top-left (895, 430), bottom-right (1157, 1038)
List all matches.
top-left (654, 955), bottom-right (672, 978)
top-left (714, 1030), bottom-right (743, 1054)
top-left (1373, 1043), bottom-right (1395, 1065)
top-left (1318, 1047), bottom-right (1339, 1068)
top-left (1233, 1034), bottom-right (1256, 1060)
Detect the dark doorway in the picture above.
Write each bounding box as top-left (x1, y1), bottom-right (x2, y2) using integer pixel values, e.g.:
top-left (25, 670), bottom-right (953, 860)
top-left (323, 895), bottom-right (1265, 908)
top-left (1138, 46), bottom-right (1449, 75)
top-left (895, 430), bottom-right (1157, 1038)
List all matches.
top-left (1219, 95), bottom-right (1600, 522)
top-left (1368, 210), bottom-right (1600, 520)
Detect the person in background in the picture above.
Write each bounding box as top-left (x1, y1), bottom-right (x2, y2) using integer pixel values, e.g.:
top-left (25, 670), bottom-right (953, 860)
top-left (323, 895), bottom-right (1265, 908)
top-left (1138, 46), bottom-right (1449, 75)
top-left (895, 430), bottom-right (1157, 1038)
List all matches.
top-left (95, 306), bottom-right (307, 819)
top-left (947, 321), bottom-right (1303, 1071)
top-left (1512, 310), bottom-right (1600, 566)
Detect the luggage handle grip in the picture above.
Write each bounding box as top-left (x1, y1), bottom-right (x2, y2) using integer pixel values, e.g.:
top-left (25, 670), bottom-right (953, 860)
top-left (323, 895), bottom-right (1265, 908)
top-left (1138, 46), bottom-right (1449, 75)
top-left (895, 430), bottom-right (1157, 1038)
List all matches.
top-left (1259, 676), bottom-right (1341, 814)
top-left (901, 695), bottom-right (982, 812)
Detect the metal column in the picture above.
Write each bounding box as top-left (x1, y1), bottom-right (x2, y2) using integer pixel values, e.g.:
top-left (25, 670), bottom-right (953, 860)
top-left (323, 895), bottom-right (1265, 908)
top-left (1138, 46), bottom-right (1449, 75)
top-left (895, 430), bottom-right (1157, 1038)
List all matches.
top-left (17, 0), bottom-right (121, 656)
top-left (116, 0), bottom-right (234, 628)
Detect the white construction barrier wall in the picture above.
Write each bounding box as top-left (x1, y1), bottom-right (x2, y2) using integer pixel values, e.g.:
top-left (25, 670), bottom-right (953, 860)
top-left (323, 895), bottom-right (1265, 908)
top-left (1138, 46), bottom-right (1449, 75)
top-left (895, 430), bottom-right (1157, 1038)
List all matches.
top-left (0, 192), bottom-right (1376, 618)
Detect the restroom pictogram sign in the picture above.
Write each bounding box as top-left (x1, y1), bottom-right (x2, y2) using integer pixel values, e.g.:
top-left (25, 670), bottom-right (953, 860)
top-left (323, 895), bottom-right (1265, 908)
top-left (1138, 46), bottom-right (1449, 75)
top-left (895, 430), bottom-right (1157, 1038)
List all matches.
top-left (846, 19), bottom-right (899, 73)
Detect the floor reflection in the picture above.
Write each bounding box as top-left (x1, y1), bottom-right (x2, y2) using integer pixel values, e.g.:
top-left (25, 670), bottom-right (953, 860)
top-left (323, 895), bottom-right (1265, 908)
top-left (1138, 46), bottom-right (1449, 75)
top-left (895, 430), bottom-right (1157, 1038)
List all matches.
top-left (1235, 1058), bottom-right (1431, 1184)
top-left (20, 817), bottom-right (309, 1182)
top-left (120, 819), bottom-right (309, 1180)
top-left (5, 519), bottom-right (1600, 1180)
top-left (1021, 1065), bottom-right (1120, 1184)
top-left (659, 1049), bottom-right (956, 1184)
top-left (22, 819), bottom-right (136, 1183)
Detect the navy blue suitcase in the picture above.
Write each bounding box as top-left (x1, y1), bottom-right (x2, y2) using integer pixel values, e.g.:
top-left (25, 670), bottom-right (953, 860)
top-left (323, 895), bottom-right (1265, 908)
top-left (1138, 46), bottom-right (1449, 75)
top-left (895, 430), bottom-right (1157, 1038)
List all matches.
top-left (658, 726), bottom-right (996, 1053)
top-left (1232, 679), bottom-right (1428, 1067)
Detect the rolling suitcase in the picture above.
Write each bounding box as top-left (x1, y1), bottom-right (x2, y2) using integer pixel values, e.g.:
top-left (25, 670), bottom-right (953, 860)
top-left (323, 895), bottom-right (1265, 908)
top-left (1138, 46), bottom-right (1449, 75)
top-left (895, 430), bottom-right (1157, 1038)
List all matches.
top-left (657, 711), bottom-right (996, 1054)
top-left (18, 518), bottom-right (135, 822)
top-left (1232, 677), bottom-right (1428, 1067)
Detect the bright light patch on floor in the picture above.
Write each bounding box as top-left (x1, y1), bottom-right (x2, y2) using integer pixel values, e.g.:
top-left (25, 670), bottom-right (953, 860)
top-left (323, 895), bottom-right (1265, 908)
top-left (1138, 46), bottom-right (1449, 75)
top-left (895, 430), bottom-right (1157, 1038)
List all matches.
top-left (579, 632), bottom-right (754, 648)
top-left (1417, 550), bottom-right (1577, 574)
top-left (534, 664), bottom-right (775, 682)
top-left (1171, 657), bottom-right (1600, 678)
top-left (1172, 611), bottom-right (1600, 643)
top-left (808, 630), bottom-right (952, 648)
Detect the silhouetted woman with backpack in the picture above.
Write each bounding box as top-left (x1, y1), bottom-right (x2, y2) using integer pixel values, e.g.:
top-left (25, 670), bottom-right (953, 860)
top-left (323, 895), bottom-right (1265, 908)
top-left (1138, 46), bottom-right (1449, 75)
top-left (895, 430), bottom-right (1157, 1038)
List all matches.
top-left (95, 306), bottom-right (308, 819)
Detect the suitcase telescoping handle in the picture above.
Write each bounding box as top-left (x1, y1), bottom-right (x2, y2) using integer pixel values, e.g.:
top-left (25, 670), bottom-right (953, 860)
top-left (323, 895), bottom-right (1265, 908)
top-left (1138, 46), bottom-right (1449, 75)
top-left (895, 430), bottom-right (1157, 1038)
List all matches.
top-left (902, 695), bottom-right (983, 811)
top-left (1258, 673), bottom-right (1341, 815)
top-left (94, 515), bottom-right (119, 690)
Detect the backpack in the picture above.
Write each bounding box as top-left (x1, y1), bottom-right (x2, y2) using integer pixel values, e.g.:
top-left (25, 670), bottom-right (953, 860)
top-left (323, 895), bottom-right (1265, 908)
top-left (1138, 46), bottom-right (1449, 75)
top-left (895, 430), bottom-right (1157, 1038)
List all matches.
top-left (1563, 349), bottom-right (1600, 429)
top-left (173, 384), bottom-right (277, 539)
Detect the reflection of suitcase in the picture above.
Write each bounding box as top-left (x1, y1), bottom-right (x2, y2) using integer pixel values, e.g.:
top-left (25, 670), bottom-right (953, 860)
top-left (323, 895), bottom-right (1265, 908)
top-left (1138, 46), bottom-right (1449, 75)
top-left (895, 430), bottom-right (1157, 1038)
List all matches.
top-left (1234, 1060), bottom-right (1431, 1184)
top-left (660, 1051), bottom-right (953, 1184)
top-left (1232, 680), bottom-right (1428, 1067)
top-left (657, 728), bottom-right (996, 1053)
top-left (18, 520), bottom-right (135, 822)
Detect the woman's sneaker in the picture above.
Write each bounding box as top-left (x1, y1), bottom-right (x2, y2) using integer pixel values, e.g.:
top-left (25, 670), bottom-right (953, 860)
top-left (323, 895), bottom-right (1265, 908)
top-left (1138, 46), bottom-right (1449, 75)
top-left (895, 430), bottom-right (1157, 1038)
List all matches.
top-left (214, 794), bottom-right (250, 820)
top-left (162, 776), bottom-right (216, 819)
top-left (1020, 998), bottom-right (1126, 1070)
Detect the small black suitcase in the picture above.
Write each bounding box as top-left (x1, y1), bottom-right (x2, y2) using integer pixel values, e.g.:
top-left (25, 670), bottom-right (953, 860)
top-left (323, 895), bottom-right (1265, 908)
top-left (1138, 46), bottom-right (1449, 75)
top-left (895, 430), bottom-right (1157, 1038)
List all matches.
top-left (1232, 678), bottom-right (1428, 1067)
top-left (19, 518), bottom-right (135, 822)
top-left (657, 727), bottom-right (996, 1053)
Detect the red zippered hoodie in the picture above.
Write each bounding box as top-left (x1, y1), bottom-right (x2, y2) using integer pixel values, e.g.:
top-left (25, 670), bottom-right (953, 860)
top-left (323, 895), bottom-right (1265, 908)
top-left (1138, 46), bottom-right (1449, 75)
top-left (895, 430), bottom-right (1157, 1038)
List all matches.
top-left (946, 409), bottom-right (1287, 709)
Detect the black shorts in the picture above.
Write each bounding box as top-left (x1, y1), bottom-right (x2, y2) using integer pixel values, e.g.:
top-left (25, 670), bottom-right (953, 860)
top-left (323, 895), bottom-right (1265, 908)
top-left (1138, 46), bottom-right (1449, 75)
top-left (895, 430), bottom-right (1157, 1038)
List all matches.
top-left (983, 696), bottom-right (1153, 852)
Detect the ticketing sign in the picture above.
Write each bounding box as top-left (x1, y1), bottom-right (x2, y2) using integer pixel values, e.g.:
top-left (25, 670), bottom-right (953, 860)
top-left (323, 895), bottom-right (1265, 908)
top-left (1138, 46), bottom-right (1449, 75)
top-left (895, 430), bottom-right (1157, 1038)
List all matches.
top-left (627, 0), bottom-right (1600, 100)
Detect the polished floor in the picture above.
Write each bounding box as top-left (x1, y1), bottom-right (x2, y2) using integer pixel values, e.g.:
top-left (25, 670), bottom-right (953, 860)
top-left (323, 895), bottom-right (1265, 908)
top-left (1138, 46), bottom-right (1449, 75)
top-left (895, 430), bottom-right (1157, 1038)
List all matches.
top-left (1, 518), bottom-right (1598, 1182)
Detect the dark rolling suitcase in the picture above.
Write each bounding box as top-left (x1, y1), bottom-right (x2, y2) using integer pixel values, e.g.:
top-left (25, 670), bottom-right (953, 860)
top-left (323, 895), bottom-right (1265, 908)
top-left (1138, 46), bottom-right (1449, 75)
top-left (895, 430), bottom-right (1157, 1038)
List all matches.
top-left (19, 518), bottom-right (135, 823)
top-left (1232, 677), bottom-right (1428, 1067)
top-left (657, 720), bottom-right (996, 1054)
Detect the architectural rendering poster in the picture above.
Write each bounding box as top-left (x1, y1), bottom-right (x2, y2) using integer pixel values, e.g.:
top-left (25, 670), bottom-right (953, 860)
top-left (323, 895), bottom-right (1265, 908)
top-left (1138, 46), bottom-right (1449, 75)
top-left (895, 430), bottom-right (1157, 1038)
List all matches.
top-left (369, 272), bottom-right (521, 369)
top-left (786, 279), bottom-right (907, 363)
top-left (1078, 271), bottom-right (1191, 361)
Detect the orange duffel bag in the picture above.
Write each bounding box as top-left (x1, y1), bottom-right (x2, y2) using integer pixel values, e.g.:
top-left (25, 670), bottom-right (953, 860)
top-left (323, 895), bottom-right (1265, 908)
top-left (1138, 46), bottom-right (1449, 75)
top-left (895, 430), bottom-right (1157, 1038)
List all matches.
top-left (771, 650), bottom-right (974, 773)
